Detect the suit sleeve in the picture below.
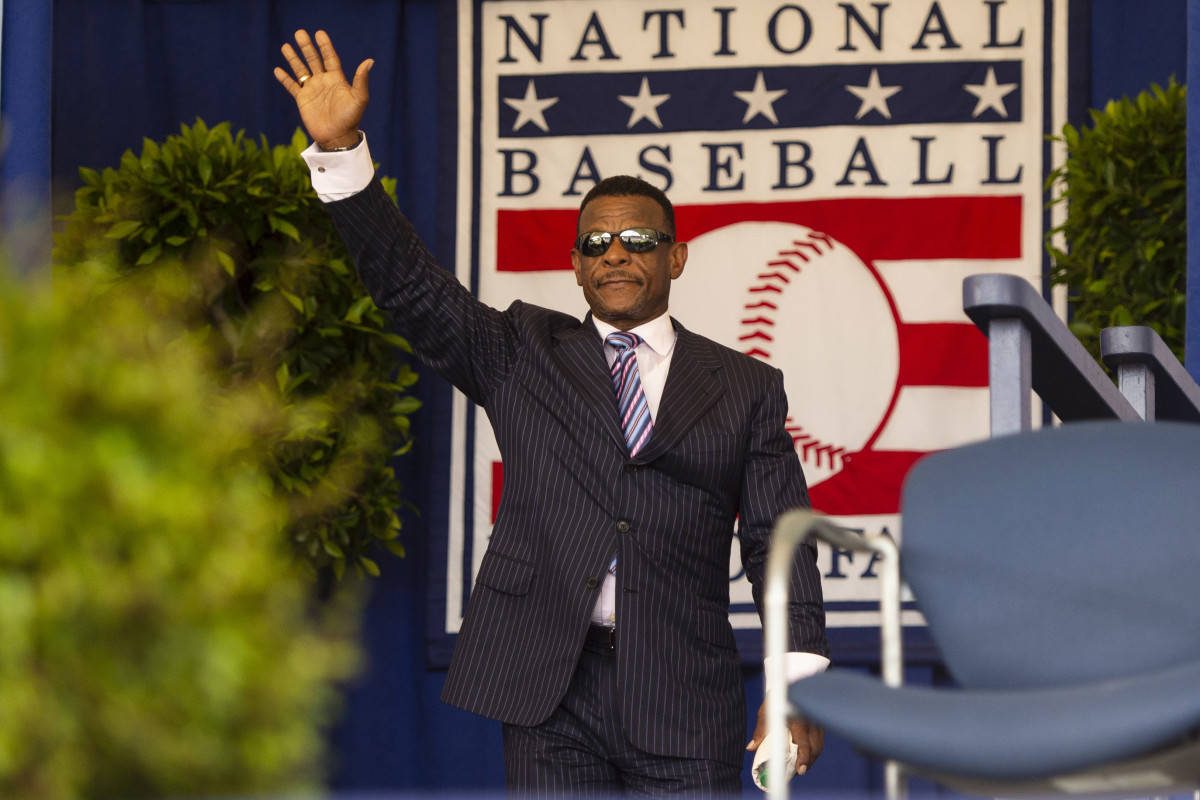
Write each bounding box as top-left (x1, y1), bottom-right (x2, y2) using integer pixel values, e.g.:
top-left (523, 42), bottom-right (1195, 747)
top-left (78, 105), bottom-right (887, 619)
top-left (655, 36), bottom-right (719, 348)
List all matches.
top-left (320, 177), bottom-right (518, 406)
top-left (738, 367), bottom-right (829, 658)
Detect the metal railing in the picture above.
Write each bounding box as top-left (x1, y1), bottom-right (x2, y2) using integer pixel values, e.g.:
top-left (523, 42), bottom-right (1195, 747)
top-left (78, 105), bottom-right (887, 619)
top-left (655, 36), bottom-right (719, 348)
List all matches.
top-left (765, 510), bottom-right (902, 800)
top-left (962, 273), bottom-right (1140, 434)
top-left (1100, 325), bottom-right (1200, 422)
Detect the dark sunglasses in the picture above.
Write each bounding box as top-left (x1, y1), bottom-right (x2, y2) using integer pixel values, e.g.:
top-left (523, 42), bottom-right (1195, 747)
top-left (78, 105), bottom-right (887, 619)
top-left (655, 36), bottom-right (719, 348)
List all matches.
top-left (574, 228), bottom-right (674, 257)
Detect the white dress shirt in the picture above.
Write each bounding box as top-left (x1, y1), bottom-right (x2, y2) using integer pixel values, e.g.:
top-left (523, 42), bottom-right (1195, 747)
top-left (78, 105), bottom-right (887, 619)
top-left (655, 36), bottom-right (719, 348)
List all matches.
top-left (589, 313), bottom-right (676, 628)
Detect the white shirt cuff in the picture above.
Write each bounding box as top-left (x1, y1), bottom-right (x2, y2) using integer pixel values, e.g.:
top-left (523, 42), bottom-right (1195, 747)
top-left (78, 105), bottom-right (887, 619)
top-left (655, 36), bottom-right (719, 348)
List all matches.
top-left (763, 651), bottom-right (831, 691)
top-left (300, 132), bottom-right (375, 202)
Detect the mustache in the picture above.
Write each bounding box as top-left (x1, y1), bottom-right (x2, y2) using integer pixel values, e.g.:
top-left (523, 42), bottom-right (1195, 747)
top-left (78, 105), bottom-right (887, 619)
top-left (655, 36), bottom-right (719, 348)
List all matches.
top-left (594, 270), bottom-right (642, 287)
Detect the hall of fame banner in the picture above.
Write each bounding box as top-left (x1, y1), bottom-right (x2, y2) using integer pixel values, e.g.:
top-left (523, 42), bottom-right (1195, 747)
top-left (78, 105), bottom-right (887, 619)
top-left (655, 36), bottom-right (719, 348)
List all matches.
top-left (429, 0), bottom-right (1082, 665)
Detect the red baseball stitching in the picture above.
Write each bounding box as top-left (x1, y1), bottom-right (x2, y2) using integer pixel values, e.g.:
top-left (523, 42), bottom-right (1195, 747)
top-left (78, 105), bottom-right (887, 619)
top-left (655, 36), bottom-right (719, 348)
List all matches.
top-left (739, 232), bottom-right (834, 359)
top-left (744, 231), bottom-right (845, 470)
top-left (785, 417), bottom-right (847, 471)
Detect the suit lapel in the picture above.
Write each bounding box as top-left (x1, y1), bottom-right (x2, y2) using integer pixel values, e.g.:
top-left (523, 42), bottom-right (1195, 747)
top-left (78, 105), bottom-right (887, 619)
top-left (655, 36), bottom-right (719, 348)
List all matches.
top-left (552, 316), bottom-right (727, 461)
top-left (551, 316), bottom-right (628, 451)
top-left (636, 321), bottom-right (725, 463)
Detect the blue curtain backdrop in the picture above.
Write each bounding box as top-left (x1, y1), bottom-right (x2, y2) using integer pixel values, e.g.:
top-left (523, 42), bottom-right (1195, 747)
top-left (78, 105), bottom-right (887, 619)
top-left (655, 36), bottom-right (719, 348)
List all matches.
top-left (0, 0), bottom-right (52, 272)
top-left (0, 0), bottom-right (1186, 793)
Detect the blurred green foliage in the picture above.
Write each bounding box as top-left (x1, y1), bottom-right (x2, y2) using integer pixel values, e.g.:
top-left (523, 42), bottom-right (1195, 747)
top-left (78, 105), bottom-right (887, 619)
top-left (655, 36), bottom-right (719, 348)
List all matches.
top-left (55, 120), bottom-right (420, 578)
top-left (1047, 79), bottom-right (1186, 362)
top-left (0, 262), bottom-right (360, 799)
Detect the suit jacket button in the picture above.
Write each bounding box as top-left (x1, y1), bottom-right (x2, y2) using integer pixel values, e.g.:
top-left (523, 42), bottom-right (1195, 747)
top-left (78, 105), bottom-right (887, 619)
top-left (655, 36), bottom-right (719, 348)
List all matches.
top-left (586, 576), bottom-right (599, 589)
top-left (624, 463), bottom-right (638, 473)
top-left (616, 520), bottom-right (630, 533)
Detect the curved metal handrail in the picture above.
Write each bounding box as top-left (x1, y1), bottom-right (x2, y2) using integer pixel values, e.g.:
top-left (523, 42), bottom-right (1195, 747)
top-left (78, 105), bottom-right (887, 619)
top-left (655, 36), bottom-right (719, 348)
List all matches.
top-left (765, 509), bottom-right (904, 800)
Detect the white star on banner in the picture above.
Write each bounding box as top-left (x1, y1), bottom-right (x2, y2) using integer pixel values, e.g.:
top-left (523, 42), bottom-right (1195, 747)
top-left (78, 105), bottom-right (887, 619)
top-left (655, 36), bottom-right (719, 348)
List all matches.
top-left (845, 68), bottom-right (902, 120)
top-left (964, 66), bottom-right (1018, 118)
top-left (734, 70), bottom-right (788, 125)
top-left (618, 77), bottom-right (670, 129)
top-left (502, 79), bottom-right (559, 133)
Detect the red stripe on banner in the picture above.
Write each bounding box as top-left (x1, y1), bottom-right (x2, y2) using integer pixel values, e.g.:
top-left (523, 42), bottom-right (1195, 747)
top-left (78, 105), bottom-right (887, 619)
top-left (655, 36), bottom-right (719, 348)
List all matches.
top-left (809, 450), bottom-right (932, 516)
top-left (897, 323), bottom-right (989, 387)
top-left (496, 196), bottom-right (1021, 272)
top-left (492, 461), bottom-right (504, 524)
top-left (679, 196), bottom-right (1023, 261)
top-left (496, 208), bottom-right (579, 272)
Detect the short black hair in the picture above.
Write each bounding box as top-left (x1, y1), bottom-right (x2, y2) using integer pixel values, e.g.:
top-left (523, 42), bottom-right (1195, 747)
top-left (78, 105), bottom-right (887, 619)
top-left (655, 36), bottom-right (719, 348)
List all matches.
top-left (577, 176), bottom-right (675, 237)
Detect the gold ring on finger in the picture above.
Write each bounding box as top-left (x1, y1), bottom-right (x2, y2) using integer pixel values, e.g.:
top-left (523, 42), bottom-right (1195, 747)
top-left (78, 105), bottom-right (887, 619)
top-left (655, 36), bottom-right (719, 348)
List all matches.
top-left (298, 74), bottom-right (310, 87)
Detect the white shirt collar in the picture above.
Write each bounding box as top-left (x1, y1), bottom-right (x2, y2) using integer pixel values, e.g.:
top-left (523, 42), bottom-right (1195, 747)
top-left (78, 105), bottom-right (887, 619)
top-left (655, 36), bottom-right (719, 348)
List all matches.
top-left (591, 311), bottom-right (677, 356)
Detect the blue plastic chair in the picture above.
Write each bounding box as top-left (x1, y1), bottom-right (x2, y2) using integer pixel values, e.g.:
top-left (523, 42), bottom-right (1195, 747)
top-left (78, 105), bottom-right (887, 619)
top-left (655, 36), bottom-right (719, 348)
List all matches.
top-left (777, 421), bottom-right (1200, 798)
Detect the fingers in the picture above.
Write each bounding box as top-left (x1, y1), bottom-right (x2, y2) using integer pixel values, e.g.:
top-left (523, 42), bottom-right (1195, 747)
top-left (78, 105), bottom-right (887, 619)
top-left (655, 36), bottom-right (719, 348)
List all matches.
top-left (746, 702), bottom-right (768, 751)
top-left (278, 29), bottom-right (356, 101)
top-left (279, 40), bottom-right (310, 86)
top-left (294, 29), bottom-right (327, 76)
top-left (350, 58), bottom-right (372, 100)
top-left (273, 65), bottom-right (301, 97)
top-left (789, 719), bottom-right (825, 774)
top-left (279, 29), bottom-right (342, 84)
top-left (314, 30), bottom-right (342, 74)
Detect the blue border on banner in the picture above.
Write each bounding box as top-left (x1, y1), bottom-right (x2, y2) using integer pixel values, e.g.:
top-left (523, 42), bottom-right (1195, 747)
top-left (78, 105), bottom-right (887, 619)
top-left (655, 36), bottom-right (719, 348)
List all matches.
top-left (426, 0), bottom-right (463, 669)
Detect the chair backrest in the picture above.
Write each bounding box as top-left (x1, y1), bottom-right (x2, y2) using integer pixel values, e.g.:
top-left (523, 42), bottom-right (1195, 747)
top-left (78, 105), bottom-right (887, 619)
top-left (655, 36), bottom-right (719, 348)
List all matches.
top-left (901, 420), bottom-right (1200, 691)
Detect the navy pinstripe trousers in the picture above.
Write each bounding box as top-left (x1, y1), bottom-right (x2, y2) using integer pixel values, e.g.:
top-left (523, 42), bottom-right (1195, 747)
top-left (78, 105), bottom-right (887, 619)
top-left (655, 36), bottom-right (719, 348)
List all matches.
top-left (502, 627), bottom-right (742, 797)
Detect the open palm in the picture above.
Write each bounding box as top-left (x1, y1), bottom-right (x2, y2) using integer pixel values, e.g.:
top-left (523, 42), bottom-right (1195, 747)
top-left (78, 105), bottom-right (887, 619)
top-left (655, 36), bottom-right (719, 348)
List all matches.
top-left (274, 30), bottom-right (372, 150)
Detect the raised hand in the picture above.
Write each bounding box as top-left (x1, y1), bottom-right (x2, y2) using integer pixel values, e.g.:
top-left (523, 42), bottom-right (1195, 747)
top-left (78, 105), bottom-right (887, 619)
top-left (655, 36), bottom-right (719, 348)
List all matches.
top-left (274, 29), bottom-right (372, 150)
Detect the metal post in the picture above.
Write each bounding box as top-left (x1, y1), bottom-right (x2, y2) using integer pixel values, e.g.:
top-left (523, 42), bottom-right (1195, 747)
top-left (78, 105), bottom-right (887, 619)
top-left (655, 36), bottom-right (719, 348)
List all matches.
top-left (988, 318), bottom-right (1033, 436)
top-left (1116, 362), bottom-right (1156, 421)
top-left (874, 535), bottom-right (906, 800)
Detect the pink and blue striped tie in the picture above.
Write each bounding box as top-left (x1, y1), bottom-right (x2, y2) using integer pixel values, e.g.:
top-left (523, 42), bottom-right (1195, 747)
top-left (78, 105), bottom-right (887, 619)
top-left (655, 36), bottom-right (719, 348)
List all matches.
top-left (607, 331), bottom-right (653, 456)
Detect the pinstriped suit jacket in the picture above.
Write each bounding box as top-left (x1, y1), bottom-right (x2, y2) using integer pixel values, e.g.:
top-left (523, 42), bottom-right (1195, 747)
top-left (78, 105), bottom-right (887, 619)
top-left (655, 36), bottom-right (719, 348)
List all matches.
top-left (325, 179), bottom-right (828, 767)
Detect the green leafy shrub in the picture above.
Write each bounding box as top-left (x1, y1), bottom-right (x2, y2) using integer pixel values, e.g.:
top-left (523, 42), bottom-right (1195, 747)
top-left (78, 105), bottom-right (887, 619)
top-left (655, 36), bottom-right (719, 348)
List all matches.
top-left (55, 120), bottom-right (419, 578)
top-left (0, 262), bottom-right (360, 799)
top-left (1046, 78), bottom-right (1186, 362)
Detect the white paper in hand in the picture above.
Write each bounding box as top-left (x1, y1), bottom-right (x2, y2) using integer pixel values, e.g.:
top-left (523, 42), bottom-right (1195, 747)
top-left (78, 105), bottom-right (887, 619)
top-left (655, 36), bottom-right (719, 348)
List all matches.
top-left (752, 733), bottom-right (799, 791)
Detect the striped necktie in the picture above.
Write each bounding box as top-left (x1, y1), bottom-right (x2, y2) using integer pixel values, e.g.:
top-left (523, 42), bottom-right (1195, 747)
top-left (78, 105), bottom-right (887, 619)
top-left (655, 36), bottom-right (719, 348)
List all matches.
top-left (606, 331), bottom-right (653, 456)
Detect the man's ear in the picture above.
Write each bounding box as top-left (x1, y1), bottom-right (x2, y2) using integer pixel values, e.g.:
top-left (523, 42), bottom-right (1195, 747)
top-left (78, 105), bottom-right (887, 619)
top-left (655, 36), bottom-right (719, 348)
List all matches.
top-left (571, 249), bottom-right (583, 286)
top-left (669, 242), bottom-right (688, 280)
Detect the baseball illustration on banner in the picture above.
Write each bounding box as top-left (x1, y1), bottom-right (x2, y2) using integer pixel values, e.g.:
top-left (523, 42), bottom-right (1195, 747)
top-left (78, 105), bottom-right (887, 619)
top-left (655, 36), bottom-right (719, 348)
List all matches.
top-left (673, 221), bottom-right (901, 495)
